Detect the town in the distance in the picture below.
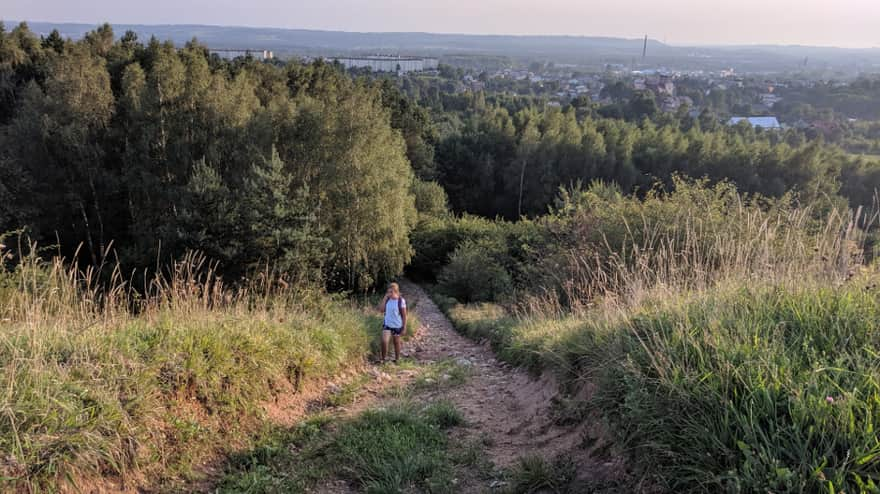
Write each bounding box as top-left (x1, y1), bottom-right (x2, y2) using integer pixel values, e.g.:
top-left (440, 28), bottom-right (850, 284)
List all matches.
top-left (21, 21), bottom-right (880, 140)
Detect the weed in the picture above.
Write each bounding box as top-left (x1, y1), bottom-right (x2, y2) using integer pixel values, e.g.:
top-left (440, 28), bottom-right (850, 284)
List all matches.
top-left (413, 358), bottom-right (473, 390)
top-left (507, 454), bottom-right (577, 494)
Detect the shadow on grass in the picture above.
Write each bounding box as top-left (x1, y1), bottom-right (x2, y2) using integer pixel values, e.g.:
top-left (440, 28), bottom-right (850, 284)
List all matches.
top-left (216, 399), bottom-right (478, 494)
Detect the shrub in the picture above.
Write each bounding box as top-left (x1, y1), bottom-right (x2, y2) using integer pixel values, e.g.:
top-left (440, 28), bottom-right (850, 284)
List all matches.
top-left (437, 238), bottom-right (513, 303)
top-left (407, 214), bottom-right (500, 281)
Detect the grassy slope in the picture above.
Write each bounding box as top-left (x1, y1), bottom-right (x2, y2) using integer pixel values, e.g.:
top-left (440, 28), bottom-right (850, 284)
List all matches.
top-left (436, 282), bottom-right (880, 493)
top-left (0, 257), bottom-right (378, 491)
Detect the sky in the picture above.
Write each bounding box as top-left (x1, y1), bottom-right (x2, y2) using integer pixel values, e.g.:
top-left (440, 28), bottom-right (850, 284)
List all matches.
top-left (6, 0), bottom-right (880, 48)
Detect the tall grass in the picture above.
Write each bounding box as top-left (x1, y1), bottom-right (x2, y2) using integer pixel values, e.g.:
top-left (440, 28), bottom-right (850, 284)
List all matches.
top-left (587, 283), bottom-right (880, 492)
top-left (0, 244), bottom-right (373, 491)
top-left (437, 182), bottom-right (880, 492)
top-left (543, 180), bottom-right (872, 314)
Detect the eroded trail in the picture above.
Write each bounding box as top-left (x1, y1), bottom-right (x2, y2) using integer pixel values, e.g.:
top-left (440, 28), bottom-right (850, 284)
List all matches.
top-left (310, 281), bottom-right (624, 493)
top-left (399, 281), bottom-right (585, 468)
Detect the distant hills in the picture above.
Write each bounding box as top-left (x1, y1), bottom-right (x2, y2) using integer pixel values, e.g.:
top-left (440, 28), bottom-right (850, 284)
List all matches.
top-left (8, 20), bottom-right (880, 73)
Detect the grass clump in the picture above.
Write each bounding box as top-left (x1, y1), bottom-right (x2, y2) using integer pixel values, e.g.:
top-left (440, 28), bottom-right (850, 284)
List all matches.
top-left (413, 358), bottom-right (474, 390)
top-left (507, 454), bottom-right (577, 494)
top-left (219, 399), bottom-right (470, 493)
top-left (335, 401), bottom-right (459, 493)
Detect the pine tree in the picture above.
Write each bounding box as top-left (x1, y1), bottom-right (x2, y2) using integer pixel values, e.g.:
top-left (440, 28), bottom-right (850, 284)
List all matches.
top-left (242, 147), bottom-right (329, 284)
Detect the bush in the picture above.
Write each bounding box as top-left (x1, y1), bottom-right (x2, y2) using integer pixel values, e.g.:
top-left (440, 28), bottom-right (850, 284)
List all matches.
top-left (437, 238), bottom-right (513, 303)
top-left (408, 214), bottom-right (501, 281)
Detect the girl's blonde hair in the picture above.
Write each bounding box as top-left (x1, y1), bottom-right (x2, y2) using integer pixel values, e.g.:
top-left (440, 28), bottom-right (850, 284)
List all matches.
top-left (388, 282), bottom-right (400, 295)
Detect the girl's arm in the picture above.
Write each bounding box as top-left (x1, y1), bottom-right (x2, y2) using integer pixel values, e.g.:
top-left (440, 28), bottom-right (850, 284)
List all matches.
top-left (378, 295), bottom-right (389, 312)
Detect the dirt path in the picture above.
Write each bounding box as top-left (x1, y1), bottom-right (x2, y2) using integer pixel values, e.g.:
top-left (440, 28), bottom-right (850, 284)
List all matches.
top-left (313, 281), bottom-right (624, 493)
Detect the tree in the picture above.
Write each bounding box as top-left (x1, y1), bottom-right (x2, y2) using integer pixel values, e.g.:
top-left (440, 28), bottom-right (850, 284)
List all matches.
top-left (297, 91), bottom-right (417, 289)
top-left (41, 29), bottom-right (65, 54)
top-left (242, 148), bottom-right (329, 283)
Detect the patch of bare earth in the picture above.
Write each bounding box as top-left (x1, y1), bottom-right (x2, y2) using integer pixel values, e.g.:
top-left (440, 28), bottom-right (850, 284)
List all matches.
top-left (402, 282), bottom-right (626, 489)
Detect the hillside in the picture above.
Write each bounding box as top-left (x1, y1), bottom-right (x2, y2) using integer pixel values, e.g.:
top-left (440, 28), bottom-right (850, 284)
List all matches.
top-left (3, 21), bottom-right (880, 493)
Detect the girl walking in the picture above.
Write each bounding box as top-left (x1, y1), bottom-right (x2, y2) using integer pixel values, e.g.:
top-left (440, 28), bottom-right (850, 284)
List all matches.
top-left (378, 282), bottom-right (407, 363)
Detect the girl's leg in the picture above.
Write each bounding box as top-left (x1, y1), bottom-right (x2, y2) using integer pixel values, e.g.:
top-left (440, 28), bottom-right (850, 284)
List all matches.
top-left (392, 334), bottom-right (402, 361)
top-left (381, 330), bottom-right (391, 362)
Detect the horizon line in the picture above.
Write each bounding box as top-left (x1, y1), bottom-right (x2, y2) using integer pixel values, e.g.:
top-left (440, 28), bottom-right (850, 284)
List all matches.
top-left (6, 18), bottom-right (880, 51)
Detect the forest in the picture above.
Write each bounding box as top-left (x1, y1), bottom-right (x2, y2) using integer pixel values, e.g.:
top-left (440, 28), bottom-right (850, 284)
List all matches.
top-left (4, 21), bottom-right (880, 493)
top-left (3, 21), bottom-right (880, 279)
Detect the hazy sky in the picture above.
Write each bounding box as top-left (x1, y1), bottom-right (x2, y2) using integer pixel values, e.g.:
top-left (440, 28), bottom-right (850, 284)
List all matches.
top-left (6, 0), bottom-right (880, 48)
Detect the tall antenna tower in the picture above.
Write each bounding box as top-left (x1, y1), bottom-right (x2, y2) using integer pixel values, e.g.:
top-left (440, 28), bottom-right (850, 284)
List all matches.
top-left (642, 35), bottom-right (648, 59)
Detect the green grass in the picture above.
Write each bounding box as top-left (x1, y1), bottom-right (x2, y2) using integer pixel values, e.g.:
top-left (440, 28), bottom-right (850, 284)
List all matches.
top-left (506, 454), bottom-right (577, 494)
top-left (440, 281), bottom-right (880, 493)
top-left (436, 297), bottom-right (562, 373)
top-left (0, 254), bottom-right (375, 491)
top-left (412, 358), bottom-right (474, 390)
top-left (218, 399), bottom-right (472, 493)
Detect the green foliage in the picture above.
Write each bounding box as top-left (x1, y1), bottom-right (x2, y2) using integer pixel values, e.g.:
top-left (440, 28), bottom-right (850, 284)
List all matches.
top-left (219, 400), bottom-right (468, 494)
top-left (412, 179), bottom-right (450, 220)
top-left (408, 214), bottom-right (500, 281)
top-left (0, 23), bottom-right (417, 290)
top-left (438, 238), bottom-right (514, 303)
top-left (427, 178), bottom-right (854, 306)
top-left (242, 148), bottom-right (329, 282)
top-left (435, 101), bottom-right (869, 219)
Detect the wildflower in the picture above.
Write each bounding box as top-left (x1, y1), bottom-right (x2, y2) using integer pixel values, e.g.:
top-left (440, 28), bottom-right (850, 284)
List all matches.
top-left (826, 396), bottom-right (835, 404)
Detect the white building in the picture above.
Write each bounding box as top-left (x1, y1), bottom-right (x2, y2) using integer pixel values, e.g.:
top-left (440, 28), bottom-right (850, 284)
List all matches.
top-left (332, 56), bottom-right (439, 73)
top-left (210, 49), bottom-right (274, 61)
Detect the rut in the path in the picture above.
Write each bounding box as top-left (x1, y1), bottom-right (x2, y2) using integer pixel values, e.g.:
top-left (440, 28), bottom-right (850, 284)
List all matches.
top-left (406, 282), bottom-right (623, 479)
top-left (315, 281), bottom-right (624, 493)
